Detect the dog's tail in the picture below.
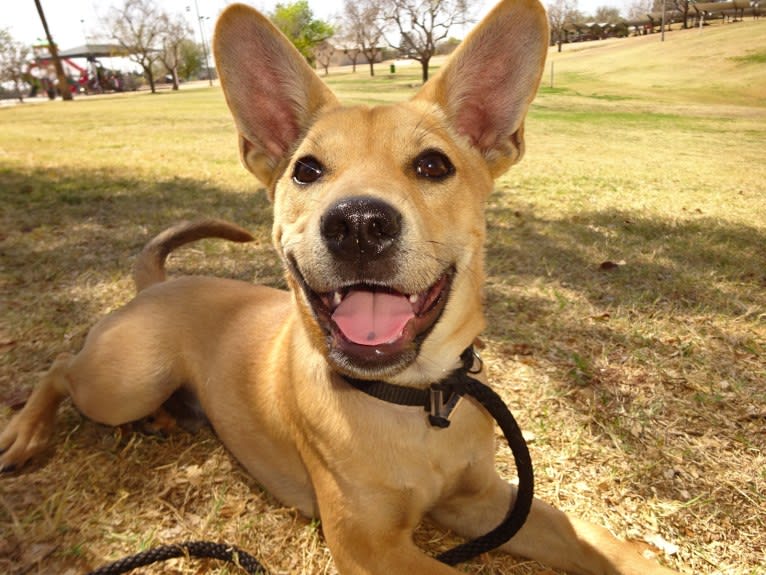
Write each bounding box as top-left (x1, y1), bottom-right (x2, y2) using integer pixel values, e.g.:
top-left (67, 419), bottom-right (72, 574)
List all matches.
top-left (133, 219), bottom-right (254, 292)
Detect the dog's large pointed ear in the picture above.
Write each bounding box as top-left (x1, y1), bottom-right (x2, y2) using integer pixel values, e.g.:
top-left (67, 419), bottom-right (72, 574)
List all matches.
top-left (214, 4), bottom-right (339, 190)
top-left (414, 0), bottom-right (548, 177)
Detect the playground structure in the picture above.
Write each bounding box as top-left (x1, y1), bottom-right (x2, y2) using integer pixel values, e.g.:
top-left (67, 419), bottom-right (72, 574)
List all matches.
top-left (29, 43), bottom-right (136, 97)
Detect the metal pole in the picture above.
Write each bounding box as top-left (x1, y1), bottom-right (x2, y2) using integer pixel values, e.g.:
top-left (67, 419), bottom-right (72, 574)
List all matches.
top-left (194, 0), bottom-right (213, 86)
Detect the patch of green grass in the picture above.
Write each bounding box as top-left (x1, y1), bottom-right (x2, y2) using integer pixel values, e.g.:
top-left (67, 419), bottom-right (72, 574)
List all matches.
top-left (730, 50), bottom-right (766, 64)
top-left (586, 93), bottom-right (634, 101)
top-left (532, 107), bottom-right (691, 127)
top-left (537, 86), bottom-right (575, 96)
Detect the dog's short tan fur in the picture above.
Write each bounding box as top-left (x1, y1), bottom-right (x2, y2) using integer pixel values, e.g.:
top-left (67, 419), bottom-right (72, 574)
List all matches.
top-left (1, 1), bottom-right (681, 573)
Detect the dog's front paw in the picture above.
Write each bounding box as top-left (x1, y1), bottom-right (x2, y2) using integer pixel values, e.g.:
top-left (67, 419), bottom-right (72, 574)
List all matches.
top-left (0, 409), bottom-right (55, 472)
top-left (0, 440), bottom-right (17, 473)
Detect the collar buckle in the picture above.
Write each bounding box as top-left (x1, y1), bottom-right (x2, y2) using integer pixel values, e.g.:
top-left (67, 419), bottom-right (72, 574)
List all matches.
top-left (428, 383), bottom-right (464, 428)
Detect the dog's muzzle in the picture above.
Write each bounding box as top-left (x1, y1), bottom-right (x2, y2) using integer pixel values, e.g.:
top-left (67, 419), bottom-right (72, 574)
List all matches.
top-left (289, 196), bottom-right (455, 376)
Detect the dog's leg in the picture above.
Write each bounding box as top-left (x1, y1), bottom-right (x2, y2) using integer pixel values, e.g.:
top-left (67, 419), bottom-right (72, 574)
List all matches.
top-left (307, 462), bottom-right (462, 575)
top-left (0, 353), bottom-right (73, 470)
top-left (431, 472), bottom-right (678, 575)
top-left (2, 305), bottom-right (185, 470)
top-left (322, 521), bottom-right (461, 575)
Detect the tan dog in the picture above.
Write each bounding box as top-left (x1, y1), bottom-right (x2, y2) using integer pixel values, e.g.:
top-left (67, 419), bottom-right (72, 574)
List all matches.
top-left (1, 1), bottom-right (681, 573)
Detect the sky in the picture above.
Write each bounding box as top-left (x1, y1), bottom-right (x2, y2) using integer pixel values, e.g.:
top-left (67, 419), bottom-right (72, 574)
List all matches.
top-left (4, 0), bottom-right (630, 51)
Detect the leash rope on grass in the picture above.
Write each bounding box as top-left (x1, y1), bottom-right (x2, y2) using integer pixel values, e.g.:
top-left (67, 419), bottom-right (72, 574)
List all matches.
top-left (86, 540), bottom-right (266, 575)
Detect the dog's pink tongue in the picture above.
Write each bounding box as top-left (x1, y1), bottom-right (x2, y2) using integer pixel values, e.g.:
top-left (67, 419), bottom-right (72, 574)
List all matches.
top-left (332, 290), bottom-right (414, 346)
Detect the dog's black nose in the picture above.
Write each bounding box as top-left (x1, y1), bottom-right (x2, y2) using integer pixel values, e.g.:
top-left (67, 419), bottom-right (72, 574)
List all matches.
top-left (320, 196), bottom-right (402, 261)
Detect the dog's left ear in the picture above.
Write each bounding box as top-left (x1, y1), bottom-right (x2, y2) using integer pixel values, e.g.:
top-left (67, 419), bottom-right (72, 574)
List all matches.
top-left (214, 4), bottom-right (339, 191)
top-left (414, 0), bottom-right (548, 177)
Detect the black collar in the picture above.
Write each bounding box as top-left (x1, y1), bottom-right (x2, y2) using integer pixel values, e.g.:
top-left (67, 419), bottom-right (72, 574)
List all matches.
top-left (341, 347), bottom-right (482, 428)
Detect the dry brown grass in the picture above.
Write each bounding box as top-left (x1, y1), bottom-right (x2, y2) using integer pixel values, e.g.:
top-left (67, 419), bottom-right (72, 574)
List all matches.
top-left (1, 20), bottom-right (765, 575)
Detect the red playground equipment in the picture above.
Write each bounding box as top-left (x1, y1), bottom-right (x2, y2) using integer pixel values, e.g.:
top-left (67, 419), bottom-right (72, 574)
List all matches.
top-left (30, 43), bottom-right (132, 97)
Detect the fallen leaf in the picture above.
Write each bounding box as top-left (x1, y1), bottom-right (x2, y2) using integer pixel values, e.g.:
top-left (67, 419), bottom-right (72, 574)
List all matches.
top-left (599, 260), bottom-right (625, 271)
top-left (590, 312), bottom-right (611, 321)
top-left (183, 463), bottom-right (203, 484)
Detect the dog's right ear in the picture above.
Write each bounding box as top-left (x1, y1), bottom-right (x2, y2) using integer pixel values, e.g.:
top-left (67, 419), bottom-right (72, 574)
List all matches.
top-left (214, 4), bottom-right (339, 192)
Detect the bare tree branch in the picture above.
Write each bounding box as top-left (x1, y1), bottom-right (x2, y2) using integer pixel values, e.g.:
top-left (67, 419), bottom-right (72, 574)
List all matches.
top-left (157, 12), bottom-right (192, 90)
top-left (341, 0), bottom-right (386, 76)
top-left (104, 0), bottom-right (165, 93)
top-left (382, 0), bottom-right (471, 82)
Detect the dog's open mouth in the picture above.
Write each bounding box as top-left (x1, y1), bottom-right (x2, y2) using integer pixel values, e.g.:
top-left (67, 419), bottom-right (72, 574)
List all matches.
top-left (290, 261), bottom-right (454, 374)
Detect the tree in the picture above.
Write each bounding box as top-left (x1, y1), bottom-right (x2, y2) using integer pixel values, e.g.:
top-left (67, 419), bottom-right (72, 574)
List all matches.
top-left (382, 0), bottom-right (471, 83)
top-left (626, 0), bottom-right (654, 20)
top-left (34, 0), bottom-right (72, 100)
top-left (314, 40), bottom-right (335, 75)
top-left (547, 0), bottom-right (579, 52)
top-left (158, 12), bottom-right (192, 90)
top-left (0, 29), bottom-right (30, 103)
top-left (626, 0), bottom-right (687, 31)
top-left (105, 0), bottom-right (165, 93)
top-left (436, 37), bottom-right (461, 55)
top-left (177, 39), bottom-right (204, 81)
top-left (671, 0), bottom-right (693, 28)
top-left (342, 0), bottom-right (386, 76)
top-left (594, 6), bottom-right (623, 23)
top-left (342, 45), bottom-right (362, 73)
top-left (272, 1), bottom-right (334, 66)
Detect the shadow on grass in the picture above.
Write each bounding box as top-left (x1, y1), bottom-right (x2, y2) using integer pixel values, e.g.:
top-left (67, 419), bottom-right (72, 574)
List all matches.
top-left (485, 206), bottom-right (765, 322)
top-left (483, 202), bottom-right (765, 455)
top-left (0, 164), bottom-right (273, 237)
top-left (0, 165), bottom-right (280, 383)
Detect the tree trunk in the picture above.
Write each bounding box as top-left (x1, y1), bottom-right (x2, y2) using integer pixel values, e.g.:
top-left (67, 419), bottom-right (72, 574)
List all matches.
top-left (421, 58), bottom-right (430, 83)
top-left (682, 3), bottom-right (690, 28)
top-left (15, 79), bottom-right (25, 103)
top-left (172, 66), bottom-right (180, 90)
top-left (368, 60), bottom-right (375, 77)
top-left (34, 0), bottom-right (73, 101)
top-left (145, 66), bottom-right (156, 93)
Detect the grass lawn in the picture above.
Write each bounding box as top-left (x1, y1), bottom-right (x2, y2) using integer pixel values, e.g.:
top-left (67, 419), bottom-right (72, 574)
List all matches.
top-left (1, 17), bottom-right (764, 575)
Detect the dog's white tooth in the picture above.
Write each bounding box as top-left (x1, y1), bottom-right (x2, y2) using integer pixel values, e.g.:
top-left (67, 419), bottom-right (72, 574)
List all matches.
top-left (333, 291), bottom-right (343, 306)
top-left (409, 294), bottom-right (419, 304)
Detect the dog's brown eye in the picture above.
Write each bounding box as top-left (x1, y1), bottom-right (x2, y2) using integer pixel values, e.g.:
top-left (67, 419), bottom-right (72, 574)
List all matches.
top-left (293, 156), bottom-right (324, 185)
top-left (414, 150), bottom-right (454, 181)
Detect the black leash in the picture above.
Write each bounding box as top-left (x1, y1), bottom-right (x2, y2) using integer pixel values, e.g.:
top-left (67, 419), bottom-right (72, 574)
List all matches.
top-left (87, 347), bottom-right (532, 573)
top-left (87, 541), bottom-right (265, 574)
top-left (344, 346), bottom-right (534, 565)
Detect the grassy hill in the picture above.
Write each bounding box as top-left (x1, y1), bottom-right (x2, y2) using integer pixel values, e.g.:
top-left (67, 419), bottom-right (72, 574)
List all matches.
top-left (322, 19), bottom-right (765, 109)
top-left (545, 20), bottom-right (766, 106)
